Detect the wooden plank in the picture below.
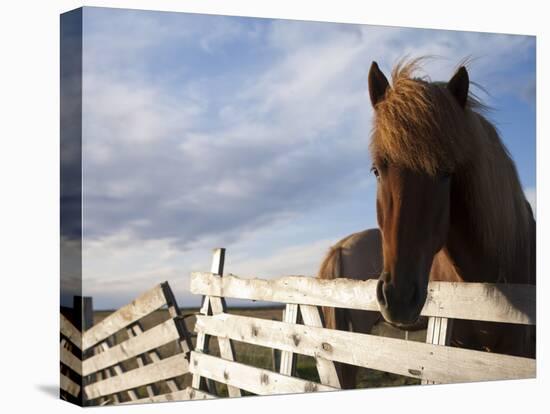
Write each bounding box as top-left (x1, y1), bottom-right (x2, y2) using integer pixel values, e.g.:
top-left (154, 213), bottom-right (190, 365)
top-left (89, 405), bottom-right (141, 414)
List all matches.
top-left (191, 295), bottom-right (211, 390)
top-left (299, 304), bottom-right (341, 388)
top-left (190, 352), bottom-right (336, 395)
top-left (91, 345), bottom-right (112, 405)
top-left (422, 317), bottom-right (453, 385)
top-left (61, 343), bottom-right (82, 375)
top-left (279, 304), bottom-right (298, 376)
top-left (97, 341), bottom-right (138, 402)
top-left (60, 373), bottom-right (81, 397)
top-left (120, 387), bottom-right (216, 404)
top-left (127, 326), bottom-right (155, 398)
top-left (60, 314), bottom-right (82, 349)
top-left (101, 367), bottom-right (120, 404)
top-left (190, 273), bottom-right (535, 325)
top-left (82, 284), bottom-right (168, 350)
top-left (82, 318), bottom-right (180, 376)
top-left (192, 248), bottom-right (241, 397)
top-left (194, 313), bottom-right (535, 383)
top-left (84, 353), bottom-right (189, 400)
top-left (160, 283), bottom-right (192, 355)
top-left (131, 323), bottom-right (179, 394)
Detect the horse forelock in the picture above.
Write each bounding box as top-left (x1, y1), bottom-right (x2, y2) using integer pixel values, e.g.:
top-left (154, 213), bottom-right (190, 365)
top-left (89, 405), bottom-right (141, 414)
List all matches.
top-left (370, 59), bottom-right (480, 175)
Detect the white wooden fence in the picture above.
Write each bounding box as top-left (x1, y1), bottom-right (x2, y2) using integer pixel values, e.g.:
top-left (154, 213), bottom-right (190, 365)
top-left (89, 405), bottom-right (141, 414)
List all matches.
top-left (61, 247), bottom-right (536, 405)
top-left (67, 282), bottom-right (214, 405)
top-left (188, 248), bottom-right (536, 395)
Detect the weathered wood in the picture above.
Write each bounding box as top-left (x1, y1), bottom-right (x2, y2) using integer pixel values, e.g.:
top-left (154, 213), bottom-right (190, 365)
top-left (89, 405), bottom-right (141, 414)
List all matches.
top-left (91, 344), bottom-right (115, 405)
top-left (83, 284), bottom-right (168, 350)
top-left (279, 304), bottom-right (298, 377)
top-left (194, 313), bottom-right (535, 383)
top-left (131, 323), bottom-right (179, 393)
top-left (193, 248), bottom-right (241, 397)
top-left (60, 373), bottom-right (81, 397)
top-left (422, 317), bottom-right (453, 384)
top-left (119, 387), bottom-right (216, 404)
top-left (84, 353), bottom-right (189, 400)
top-left (190, 352), bottom-right (336, 396)
top-left (191, 294), bottom-right (211, 390)
top-left (96, 341), bottom-right (138, 402)
top-left (61, 344), bottom-right (82, 375)
top-left (299, 304), bottom-right (341, 388)
top-left (190, 272), bottom-right (535, 325)
top-left (127, 326), bottom-right (156, 398)
top-left (82, 318), bottom-right (180, 376)
top-left (160, 283), bottom-right (192, 355)
top-left (101, 368), bottom-right (120, 404)
top-left (60, 314), bottom-right (82, 349)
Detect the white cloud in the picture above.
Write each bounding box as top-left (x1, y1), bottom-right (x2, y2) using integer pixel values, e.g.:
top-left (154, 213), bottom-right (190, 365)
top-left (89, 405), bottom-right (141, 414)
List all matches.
top-left (227, 238), bottom-right (336, 278)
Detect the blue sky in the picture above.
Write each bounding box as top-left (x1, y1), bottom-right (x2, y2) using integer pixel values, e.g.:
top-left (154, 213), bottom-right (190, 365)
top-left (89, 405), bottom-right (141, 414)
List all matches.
top-left (79, 7), bottom-right (536, 309)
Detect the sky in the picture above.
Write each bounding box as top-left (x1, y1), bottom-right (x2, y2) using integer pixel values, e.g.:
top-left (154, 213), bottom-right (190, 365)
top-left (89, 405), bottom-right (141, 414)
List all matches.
top-left (78, 7), bottom-right (536, 309)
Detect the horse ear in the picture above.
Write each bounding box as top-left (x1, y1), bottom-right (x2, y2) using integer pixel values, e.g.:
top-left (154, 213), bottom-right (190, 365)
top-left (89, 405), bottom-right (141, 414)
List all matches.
top-left (368, 61), bottom-right (390, 108)
top-left (448, 66), bottom-right (469, 108)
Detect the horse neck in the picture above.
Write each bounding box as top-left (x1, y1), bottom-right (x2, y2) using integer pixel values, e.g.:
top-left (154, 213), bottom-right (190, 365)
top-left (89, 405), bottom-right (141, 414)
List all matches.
top-left (442, 165), bottom-right (535, 285)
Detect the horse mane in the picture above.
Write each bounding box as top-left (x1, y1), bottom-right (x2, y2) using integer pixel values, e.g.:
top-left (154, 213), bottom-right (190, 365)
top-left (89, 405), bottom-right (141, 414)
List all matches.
top-left (369, 58), bottom-right (532, 281)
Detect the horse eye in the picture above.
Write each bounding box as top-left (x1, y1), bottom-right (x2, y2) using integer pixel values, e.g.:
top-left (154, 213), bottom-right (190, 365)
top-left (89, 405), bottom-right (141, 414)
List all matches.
top-left (370, 165), bottom-right (380, 179)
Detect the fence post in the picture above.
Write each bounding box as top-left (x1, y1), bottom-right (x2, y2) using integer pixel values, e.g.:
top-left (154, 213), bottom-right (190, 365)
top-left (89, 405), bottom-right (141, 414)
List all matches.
top-left (192, 248), bottom-right (242, 397)
top-left (422, 317), bottom-right (453, 384)
top-left (299, 304), bottom-right (341, 388)
top-left (279, 304), bottom-right (299, 377)
top-left (76, 296), bottom-right (100, 405)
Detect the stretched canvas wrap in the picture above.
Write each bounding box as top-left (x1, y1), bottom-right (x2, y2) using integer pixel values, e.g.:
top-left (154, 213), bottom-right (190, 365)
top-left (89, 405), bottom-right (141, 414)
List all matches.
top-left (60, 6), bottom-right (537, 407)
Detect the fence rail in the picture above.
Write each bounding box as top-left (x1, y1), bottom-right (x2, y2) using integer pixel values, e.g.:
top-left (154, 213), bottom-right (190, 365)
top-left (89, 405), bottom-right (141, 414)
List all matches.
top-left (190, 272), bottom-right (536, 325)
top-left (67, 282), bottom-right (195, 406)
top-left (194, 312), bottom-right (535, 383)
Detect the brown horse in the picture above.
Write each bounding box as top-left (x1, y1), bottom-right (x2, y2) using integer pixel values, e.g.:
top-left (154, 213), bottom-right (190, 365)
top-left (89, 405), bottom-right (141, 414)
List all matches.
top-left (367, 59), bottom-right (535, 357)
top-left (319, 58), bottom-right (535, 387)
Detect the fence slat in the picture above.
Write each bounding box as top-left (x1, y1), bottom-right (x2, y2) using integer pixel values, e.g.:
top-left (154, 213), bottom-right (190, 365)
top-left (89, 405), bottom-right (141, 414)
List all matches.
top-left (190, 352), bottom-right (336, 396)
top-left (131, 323), bottom-right (180, 393)
top-left (60, 314), bottom-right (82, 349)
top-left (190, 272), bottom-right (535, 325)
top-left (191, 296), bottom-right (211, 390)
top-left (299, 304), bottom-right (341, 388)
top-left (194, 313), bottom-right (535, 383)
top-left (422, 317), bottom-right (453, 384)
top-left (84, 353), bottom-right (189, 400)
top-left (61, 343), bottom-right (82, 375)
top-left (97, 341), bottom-right (138, 402)
top-left (127, 325), bottom-right (156, 398)
top-left (120, 387), bottom-right (216, 404)
top-left (279, 304), bottom-right (298, 376)
top-left (82, 318), bottom-right (180, 376)
top-left (60, 373), bottom-right (81, 397)
top-left (192, 249), bottom-right (241, 397)
top-left (82, 284), bottom-right (168, 350)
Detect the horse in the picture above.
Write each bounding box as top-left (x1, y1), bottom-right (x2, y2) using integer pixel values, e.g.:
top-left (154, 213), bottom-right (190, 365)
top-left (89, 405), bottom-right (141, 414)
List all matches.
top-left (367, 58), bottom-right (536, 356)
top-left (319, 58), bottom-right (536, 387)
top-left (318, 228), bottom-right (427, 389)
